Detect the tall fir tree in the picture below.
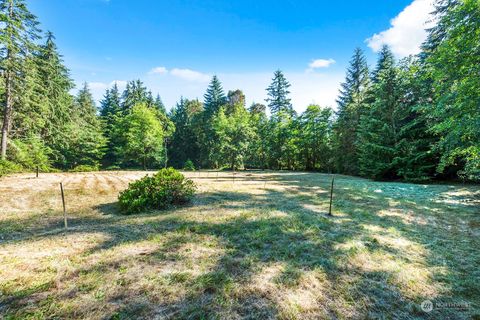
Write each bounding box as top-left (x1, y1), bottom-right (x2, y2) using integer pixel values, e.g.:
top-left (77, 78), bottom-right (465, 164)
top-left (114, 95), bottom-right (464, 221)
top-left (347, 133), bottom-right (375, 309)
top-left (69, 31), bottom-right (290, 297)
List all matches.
top-left (333, 48), bottom-right (371, 175)
top-left (0, 0), bottom-right (40, 159)
top-left (100, 83), bottom-right (122, 166)
top-left (121, 79), bottom-right (149, 113)
top-left (265, 70), bottom-right (293, 117)
top-left (63, 83), bottom-right (106, 168)
top-left (357, 45), bottom-right (402, 180)
top-left (168, 98), bottom-right (203, 168)
top-left (154, 94), bottom-right (166, 114)
top-left (203, 75), bottom-right (226, 118)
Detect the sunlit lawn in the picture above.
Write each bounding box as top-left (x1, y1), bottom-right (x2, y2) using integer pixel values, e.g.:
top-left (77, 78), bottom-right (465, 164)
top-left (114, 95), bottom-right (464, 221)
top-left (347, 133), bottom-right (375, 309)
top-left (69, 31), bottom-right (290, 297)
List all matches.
top-left (0, 171), bottom-right (479, 319)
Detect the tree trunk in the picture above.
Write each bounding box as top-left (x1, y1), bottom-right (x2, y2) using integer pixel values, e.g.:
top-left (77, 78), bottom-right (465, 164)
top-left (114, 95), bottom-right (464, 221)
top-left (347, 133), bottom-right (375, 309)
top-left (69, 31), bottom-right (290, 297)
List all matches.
top-left (1, 71), bottom-right (13, 160)
top-left (1, 2), bottom-right (15, 160)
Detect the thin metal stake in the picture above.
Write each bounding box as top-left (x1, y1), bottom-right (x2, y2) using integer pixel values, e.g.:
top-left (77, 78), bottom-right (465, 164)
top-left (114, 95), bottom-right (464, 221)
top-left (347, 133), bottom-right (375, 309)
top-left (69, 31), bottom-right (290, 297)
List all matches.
top-left (60, 183), bottom-right (68, 232)
top-left (36, 166), bottom-right (39, 178)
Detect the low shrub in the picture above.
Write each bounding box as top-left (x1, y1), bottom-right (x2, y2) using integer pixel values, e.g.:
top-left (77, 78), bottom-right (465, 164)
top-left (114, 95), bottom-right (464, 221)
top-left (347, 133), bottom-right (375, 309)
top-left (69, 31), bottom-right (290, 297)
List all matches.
top-left (0, 160), bottom-right (22, 177)
top-left (118, 167), bottom-right (196, 213)
top-left (105, 165), bottom-right (122, 171)
top-left (70, 164), bottom-right (100, 172)
top-left (184, 159), bottom-right (195, 171)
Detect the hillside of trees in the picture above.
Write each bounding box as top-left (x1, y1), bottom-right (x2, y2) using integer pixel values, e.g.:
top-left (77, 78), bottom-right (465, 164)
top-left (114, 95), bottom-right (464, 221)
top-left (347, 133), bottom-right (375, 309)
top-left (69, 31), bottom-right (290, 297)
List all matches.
top-left (0, 0), bottom-right (478, 182)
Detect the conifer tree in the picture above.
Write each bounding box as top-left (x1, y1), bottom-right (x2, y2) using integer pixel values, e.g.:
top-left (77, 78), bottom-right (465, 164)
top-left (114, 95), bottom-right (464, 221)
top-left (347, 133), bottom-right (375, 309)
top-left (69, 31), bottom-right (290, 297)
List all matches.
top-left (121, 79), bottom-right (149, 113)
top-left (357, 45), bottom-right (401, 179)
top-left (168, 98), bottom-right (202, 168)
top-left (63, 83), bottom-right (106, 168)
top-left (333, 48), bottom-right (371, 174)
top-left (100, 83), bottom-right (122, 166)
top-left (424, 0), bottom-right (480, 180)
top-left (154, 94), bottom-right (166, 114)
top-left (266, 70), bottom-right (293, 117)
top-left (0, 0), bottom-right (40, 159)
top-left (203, 75), bottom-right (226, 117)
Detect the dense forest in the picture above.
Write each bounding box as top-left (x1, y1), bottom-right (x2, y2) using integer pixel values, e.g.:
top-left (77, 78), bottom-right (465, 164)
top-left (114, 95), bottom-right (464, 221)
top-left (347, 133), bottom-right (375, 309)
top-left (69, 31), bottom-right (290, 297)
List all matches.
top-left (0, 0), bottom-right (478, 182)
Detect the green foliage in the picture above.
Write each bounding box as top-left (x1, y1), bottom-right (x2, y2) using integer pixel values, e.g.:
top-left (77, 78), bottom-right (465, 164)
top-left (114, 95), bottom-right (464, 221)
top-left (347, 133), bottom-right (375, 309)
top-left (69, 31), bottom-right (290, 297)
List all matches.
top-left (0, 159), bottom-right (22, 177)
top-left (357, 46), bottom-right (402, 180)
top-left (70, 164), bottom-right (99, 172)
top-left (168, 98), bottom-right (202, 168)
top-left (0, 0), bottom-right (41, 159)
top-left (424, 0), bottom-right (480, 181)
top-left (115, 103), bottom-right (173, 169)
top-left (8, 136), bottom-right (51, 171)
top-left (203, 75), bottom-right (226, 117)
top-left (266, 70), bottom-right (293, 117)
top-left (105, 165), bottom-right (121, 171)
top-left (212, 106), bottom-right (254, 170)
top-left (297, 105), bottom-right (333, 171)
top-left (333, 48), bottom-right (371, 175)
top-left (183, 159), bottom-right (195, 171)
top-left (118, 168), bottom-right (196, 213)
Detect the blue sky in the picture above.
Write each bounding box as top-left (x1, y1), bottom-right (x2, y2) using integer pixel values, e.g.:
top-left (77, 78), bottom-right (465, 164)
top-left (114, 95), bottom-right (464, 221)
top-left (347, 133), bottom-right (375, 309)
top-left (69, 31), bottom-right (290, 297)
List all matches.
top-left (28, 0), bottom-right (436, 111)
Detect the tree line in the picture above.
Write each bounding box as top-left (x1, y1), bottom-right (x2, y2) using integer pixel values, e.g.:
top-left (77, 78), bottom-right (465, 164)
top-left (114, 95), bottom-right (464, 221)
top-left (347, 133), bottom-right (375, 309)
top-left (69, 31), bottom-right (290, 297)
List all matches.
top-left (0, 0), bottom-right (478, 182)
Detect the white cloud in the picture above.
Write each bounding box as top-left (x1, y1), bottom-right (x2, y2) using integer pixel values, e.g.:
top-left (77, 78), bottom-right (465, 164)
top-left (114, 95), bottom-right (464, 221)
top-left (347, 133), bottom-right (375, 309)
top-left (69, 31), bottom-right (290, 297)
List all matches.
top-left (85, 80), bottom-right (127, 103)
top-left (149, 66), bottom-right (168, 75)
top-left (366, 0), bottom-right (436, 57)
top-left (309, 58), bottom-right (336, 69)
top-left (170, 68), bottom-right (210, 82)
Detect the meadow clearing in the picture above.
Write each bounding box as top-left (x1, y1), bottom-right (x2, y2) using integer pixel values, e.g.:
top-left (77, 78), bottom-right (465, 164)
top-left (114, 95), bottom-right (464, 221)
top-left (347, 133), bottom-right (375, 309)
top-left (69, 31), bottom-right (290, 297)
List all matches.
top-left (0, 171), bottom-right (479, 319)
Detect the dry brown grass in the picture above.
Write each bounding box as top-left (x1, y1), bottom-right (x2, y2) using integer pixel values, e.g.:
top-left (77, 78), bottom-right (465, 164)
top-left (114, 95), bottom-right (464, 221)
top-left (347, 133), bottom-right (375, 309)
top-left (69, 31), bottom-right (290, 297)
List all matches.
top-left (0, 170), bottom-right (479, 319)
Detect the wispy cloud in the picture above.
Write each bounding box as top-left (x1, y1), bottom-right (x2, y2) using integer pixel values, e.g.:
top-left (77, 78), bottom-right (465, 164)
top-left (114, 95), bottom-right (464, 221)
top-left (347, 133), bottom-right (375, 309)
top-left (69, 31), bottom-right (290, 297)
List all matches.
top-left (148, 66), bottom-right (168, 75)
top-left (366, 0), bottom-right (436, 57)
top-left (309, 58), bottom-right (336, 69)
top-left (170, 68), bottom-right (210, 82)
top-left (148, 66), bottom-right (210, 82)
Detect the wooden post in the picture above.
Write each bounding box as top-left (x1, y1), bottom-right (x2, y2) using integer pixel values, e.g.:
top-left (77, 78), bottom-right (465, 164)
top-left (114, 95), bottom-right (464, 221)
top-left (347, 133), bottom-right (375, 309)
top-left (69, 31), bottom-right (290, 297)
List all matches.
top-left (36, 166), bottom-right (39, 178)
top-left (328, 177), bottom-right (334, 216)
top-left (60, 183), bottom-right (68, 232)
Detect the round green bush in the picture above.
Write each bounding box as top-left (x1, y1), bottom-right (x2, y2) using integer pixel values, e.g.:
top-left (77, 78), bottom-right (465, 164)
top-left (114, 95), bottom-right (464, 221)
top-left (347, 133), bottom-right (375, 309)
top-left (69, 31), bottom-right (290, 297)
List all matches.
top-left (118, 168), bottom-right (196, 213)
top-left (184, 159), bottom-right (195, 171)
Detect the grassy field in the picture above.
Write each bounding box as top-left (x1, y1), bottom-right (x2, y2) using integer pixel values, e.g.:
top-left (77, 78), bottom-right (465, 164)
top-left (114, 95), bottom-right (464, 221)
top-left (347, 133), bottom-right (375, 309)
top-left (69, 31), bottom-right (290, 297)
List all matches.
top-left (0, 170), bottom-right (479, 319)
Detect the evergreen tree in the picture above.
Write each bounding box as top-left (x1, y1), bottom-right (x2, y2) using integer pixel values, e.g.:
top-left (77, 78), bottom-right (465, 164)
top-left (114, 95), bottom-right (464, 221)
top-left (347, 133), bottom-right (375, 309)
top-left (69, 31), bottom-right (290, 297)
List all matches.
top-left (392, 57), bottom-right (438, 181)
top-left (357, 45), bottom-right (402, 179)
top-left (121, 79), bottom-right (149, 113)
top-left (63, 83), bottom-right (106, 168)
top-left (100, 83), bottom-right (122, 166)
top-left (266, 70), bottom-right (293, 117)
top-left (154, 94), bottom-right (166, 114)
top-left (0, 0), bottom-right (40, 159)
top-left (168, 98), bottom-right (203, 168)
top-left (36, 32), bottom-right (75, 147)
top-left (203, 75), bottom-right (226, 117)
top-left (333, 48), bottom-right (371, 174)
top-left (245, 103), bottom-right (269, 169)
top-left (424, 0), bottom-right (480, 180)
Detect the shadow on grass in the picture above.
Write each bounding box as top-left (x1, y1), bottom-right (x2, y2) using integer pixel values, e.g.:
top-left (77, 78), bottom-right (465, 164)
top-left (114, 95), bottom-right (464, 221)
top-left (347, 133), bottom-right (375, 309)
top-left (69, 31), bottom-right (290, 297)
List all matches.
top-left (1, 172), bottom-right (479, 319)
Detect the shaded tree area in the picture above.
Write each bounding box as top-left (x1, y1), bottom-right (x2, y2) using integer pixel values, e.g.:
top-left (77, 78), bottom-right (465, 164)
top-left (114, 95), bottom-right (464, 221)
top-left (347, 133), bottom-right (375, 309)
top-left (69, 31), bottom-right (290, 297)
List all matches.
top-left (1, 0), bottom-right (478, 182)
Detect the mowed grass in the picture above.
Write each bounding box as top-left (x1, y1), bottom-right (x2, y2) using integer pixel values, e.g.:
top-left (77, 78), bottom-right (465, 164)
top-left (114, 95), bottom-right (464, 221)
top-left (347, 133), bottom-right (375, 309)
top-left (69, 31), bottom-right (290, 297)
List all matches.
top-left (0, 171), bottom-right (479, 319)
